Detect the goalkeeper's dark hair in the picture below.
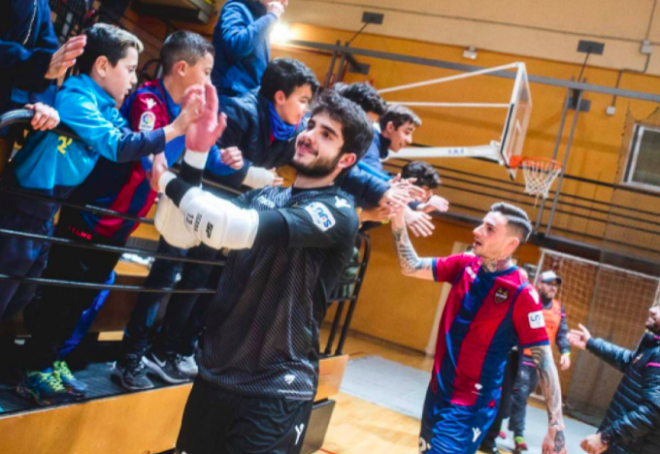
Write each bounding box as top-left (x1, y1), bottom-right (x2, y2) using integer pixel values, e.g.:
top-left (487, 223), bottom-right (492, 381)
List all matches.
top-left (489, 202), bottom-right (532, 243)
top-left (334, 82), bottom-right (387, 116)
top-left (401, 161), bottom-right (441, 189)
top-left (310, 90), bottom-right (373, 162)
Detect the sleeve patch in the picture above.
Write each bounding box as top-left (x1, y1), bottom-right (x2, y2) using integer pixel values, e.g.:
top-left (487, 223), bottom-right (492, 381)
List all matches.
top-left (304, 202), bottom-right (336, 232)
top-left (528, 311), bottom-right (546, 329)
top-left (139, 111), bottom-right (156, 131)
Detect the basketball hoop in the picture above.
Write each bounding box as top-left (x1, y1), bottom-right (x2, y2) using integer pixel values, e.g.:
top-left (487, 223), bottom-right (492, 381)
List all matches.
top-left (511, 157), bottom-right (562, 198)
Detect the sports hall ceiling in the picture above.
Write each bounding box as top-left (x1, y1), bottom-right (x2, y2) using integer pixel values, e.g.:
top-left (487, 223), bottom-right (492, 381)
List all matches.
top-left (286, 0), bottom-right (660, 75)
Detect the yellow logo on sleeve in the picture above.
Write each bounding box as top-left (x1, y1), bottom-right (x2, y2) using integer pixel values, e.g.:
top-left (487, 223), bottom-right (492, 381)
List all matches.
top-left (57, 136), bottom-right (72, 155)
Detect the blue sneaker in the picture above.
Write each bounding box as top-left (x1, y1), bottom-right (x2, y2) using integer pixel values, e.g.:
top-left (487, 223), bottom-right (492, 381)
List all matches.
top-left (17, 368), bottom-right (72, 406)
top-left (53, 361), bottom-right (87, 397)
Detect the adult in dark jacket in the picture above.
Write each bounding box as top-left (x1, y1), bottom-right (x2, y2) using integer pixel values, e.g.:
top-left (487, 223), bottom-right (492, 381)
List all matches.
top-left (568, 306), bottom-right (660, 454)
top-left (211, 0), bottom-right (286, 96)
top-left (0, 1), bottom-right (85, 135)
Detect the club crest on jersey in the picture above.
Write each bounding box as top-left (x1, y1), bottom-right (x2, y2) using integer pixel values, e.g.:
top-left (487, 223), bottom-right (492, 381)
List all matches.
top-left (305, 202), bottom-right (336, 232)
top-left (139, 111), bottom-right (156, 131)
top-left (494, 287), bottom-right (510, 304)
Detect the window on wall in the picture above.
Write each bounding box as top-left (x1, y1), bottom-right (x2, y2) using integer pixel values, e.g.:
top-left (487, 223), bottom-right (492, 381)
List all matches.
top-left (624, 125), bottom-right (660, 191)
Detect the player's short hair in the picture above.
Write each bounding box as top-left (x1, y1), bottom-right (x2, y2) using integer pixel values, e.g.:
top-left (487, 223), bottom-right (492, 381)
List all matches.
top-left (401, 161), bottom-right (441, 189)
top-left (489, 202), bottom-right (532, 244)
top-left (334, 82), bottom-right (387, 117)
top-left (379, 104), bottom-right (422, 131)
top-left (161, 31), bottom-right (214, 75)
top-left (260, 58), bottom-right (320, 102)
top-left (310, 90), bottom-right (373, 162)
top-left (77, 23), bottom-right (143, 75)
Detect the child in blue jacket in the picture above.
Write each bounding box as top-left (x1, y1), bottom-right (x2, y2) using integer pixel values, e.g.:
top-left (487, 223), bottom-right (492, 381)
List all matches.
top-left (0, 24), bottom-right (198, 405)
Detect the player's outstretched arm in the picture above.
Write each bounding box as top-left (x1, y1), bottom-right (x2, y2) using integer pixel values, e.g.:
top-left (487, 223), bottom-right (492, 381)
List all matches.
top-left (391, 210), bottom-right (434, 280)
top-left (530, 344), bottom-right (567, 454)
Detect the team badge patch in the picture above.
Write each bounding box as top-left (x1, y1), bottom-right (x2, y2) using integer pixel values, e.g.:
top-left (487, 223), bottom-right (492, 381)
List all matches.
top-left (494, 287), bottom-right (510, 304)
top-left (139, 111), bottom-right (156, 131)
top-left (304, 202), bottom-right (336, 232)
top-left (528, 311), bottom-right (545, 329)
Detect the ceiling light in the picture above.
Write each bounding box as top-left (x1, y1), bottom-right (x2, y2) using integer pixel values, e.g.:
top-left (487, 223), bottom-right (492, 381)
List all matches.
top-left (271, 23), bottom-right (295, 43)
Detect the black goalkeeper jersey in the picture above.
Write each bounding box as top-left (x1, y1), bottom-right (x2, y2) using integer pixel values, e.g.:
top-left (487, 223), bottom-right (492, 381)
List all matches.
top-left (197, 185), bottom-right (359, 400)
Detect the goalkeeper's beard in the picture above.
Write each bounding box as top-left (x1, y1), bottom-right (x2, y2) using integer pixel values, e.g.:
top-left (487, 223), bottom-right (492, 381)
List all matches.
top-left (291, 150), bottom-right (342, 178)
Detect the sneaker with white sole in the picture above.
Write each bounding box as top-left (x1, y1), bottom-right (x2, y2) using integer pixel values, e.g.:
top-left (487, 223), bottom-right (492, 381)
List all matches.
top-left (112, 355), bottom-right (154, 391)
top-left (177, 354), bottom-right (198, 378)
top-left (142, 351), bottom-right (190, 384)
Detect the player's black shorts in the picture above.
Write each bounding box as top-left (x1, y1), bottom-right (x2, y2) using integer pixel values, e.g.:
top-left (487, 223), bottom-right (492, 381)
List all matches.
top-left (176, 378), bottom-right (314, 454)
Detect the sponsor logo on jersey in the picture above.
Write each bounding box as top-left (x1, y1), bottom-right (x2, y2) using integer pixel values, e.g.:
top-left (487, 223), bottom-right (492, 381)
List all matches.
top-left (285, 374), bottom-right (296, 384)
top-left (139, 111), bottom-right (156, 131)
top-left (145, 98), bottom-right (157, 110)
top-left (466, 266), bottom-right (477, 279)
top-left (494, 287), bottom-right (510, 304)
top-left (304, 202), bottom-right (336, 232)
top-left (335, 196), bottom-right (351, 209)
top-left (634, 353), bottom-right (644, 364)
top-left (256, 196), bottom-right (276, 208)
top-left (206, 222), bottom-right (214, 239)
top-left (528, 310), bottom-right (545, 329)
top-left (472, 427), bottom-right (482, 442)
top-left (185, 213), bottom-right (194, 226)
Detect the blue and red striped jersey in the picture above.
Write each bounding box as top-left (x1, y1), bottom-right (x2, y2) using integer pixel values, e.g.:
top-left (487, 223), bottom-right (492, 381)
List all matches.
top-left (430, 253), bottom-right (549, 407)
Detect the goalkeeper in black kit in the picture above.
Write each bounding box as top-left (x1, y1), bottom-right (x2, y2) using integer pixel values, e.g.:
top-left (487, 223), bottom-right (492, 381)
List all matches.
top-left (150, 84), bottom-right (413, 454)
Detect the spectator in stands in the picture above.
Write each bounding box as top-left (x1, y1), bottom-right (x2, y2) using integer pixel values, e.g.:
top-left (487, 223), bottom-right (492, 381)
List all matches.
top-left (0, 0), bottom-right (86, 166)
top-left (400, 161), bottom-right (448, 214)
top-left (152, 86), bottom-right (373, 454)
top-left (569, 307), bottom-right (660, 454)
top-left (333, 82), bottom-right (387, 126)
top-left (5, 23), bottom-right (200, 406)
top-left (211, 0), bottom-right (287, 96)
top-left (509, 270), bottom-right (571, 452)
top-left (21, 30), bottom-right (234, 401)
top-left (361, 104), bottom-right (421, 175)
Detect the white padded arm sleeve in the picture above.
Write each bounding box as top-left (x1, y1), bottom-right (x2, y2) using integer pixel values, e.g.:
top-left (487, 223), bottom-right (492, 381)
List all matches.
top-left (179, 187), bottom-right (259, 250)
top-left (243, 166), bottom-right (275, 189)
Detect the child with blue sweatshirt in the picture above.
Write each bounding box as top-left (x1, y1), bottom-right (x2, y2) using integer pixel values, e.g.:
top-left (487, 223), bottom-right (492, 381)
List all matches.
top-left (0, 23), bottom-right (198, 405)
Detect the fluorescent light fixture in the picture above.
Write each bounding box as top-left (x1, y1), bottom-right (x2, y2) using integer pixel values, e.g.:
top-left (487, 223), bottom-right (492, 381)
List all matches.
top-left (271, 23), bottom-right (295, 43)
top-left (463, 46), bottom-right (478, 60)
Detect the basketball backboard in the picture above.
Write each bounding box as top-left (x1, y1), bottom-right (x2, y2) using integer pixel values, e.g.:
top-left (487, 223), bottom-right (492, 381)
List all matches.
top-left (499, 64), bottom-right (532, 179)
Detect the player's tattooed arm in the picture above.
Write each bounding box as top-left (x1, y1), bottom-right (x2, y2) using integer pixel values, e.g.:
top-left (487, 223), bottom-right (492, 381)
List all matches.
top-left (392, 222), bottom-right (435, 280)
top-left (531, 344), bottom-right (567, 454)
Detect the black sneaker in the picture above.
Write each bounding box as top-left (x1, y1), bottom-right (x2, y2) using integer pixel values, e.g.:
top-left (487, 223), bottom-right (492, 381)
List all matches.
top-left (112, 355), bottom-right (154, 391)
top-left (142, 351), bottom-right (190, 384)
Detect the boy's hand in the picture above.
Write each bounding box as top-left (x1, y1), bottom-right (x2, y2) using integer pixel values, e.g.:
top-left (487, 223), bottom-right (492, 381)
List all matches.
top-left (185, 83), bottom-right (227, 153)
top-left (173, 85), bottom-right (205, 137)
top-left (220, 147), bottom-right (244, 170)
top-left (418, 195), bottom-right (450, 213)
top-left (46, 35), bottom-right (86, 79)
top-left (267, 1), bottom-right (286, 18)
top-left (26, 103), bottom-right (59, 131)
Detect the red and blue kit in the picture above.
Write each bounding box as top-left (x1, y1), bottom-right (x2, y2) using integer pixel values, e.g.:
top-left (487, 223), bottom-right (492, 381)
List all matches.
top-left (420, 253), bottom-right (549, 454)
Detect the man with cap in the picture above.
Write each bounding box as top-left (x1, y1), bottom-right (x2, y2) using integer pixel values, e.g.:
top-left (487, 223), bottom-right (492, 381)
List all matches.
top-left (508, 270), bottom-right (572, 452)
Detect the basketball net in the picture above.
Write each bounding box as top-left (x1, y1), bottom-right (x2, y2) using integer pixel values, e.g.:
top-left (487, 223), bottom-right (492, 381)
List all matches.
top-left (511, 157), bottom-right (563, 203)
